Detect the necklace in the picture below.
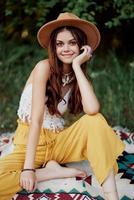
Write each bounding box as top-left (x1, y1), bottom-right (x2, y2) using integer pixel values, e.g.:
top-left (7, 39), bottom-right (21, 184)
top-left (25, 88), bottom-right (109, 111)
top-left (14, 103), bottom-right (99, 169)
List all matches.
top-left (62, 71), bottom-right (74, 87)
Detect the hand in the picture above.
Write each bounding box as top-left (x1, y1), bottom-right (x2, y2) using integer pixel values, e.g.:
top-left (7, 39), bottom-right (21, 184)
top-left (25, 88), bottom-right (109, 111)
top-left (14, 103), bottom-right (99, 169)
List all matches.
top-left (72, 45), bottom-right (92, 67)
top-left (20, 170), bottom-right (36, 192)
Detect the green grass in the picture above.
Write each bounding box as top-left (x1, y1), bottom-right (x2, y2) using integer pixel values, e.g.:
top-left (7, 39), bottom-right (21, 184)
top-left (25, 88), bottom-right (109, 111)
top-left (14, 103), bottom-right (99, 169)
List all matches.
top-left (89, 51), bottom-right (134, 130)
top-left (0, 38), bottom-right (134, 133)
top-left (0, 38), bottom-right (47, 132)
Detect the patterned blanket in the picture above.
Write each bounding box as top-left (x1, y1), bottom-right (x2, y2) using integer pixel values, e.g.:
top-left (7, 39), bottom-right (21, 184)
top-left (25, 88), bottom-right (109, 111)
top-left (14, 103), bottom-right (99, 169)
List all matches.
top-left (0, 127), bottom-right (134, 200)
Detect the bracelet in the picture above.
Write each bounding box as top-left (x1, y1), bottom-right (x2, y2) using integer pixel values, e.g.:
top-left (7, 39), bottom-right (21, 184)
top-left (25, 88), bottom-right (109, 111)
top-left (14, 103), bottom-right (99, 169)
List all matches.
top-left (21, 169), bottom-right (36, 172)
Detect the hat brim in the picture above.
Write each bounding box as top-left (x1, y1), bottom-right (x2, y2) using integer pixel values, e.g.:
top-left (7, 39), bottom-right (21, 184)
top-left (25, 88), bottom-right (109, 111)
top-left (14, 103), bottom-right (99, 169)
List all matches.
top-left (37, 18), bottom-right (100, 51)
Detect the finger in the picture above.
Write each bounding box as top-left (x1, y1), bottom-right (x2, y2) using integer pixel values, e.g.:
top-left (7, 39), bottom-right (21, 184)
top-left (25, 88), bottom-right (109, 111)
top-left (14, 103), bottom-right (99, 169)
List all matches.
top-left (84, 47), bottom-right (91, 57)
top-left (25, 180), bottom-right (30, 192)
top-left (21, 179), bottom-right (26, 190)
top-left (29, 179), bottom-right (34, 192)
top-left (81, 45), bottom-right (92, 55)
top-left (22, 179), bottom-right (29, 191)
top-left (33, 180), bottom-right (37, 191)
top-left (19, 179), bottom-right (22, 187)
top-left (20, 178), bottom-right (24, 188)
top-left (84, 47), bottom-right (91, 58)
top-left (87, 46), bottom-right (92, 55)
top-left (83, 45), bottom-right (92, 54)
top-left (80, 46), bottom-right (88, 53)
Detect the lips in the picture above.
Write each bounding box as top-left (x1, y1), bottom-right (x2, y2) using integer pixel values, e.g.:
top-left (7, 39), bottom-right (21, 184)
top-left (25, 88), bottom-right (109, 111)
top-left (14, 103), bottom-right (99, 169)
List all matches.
top-left (62, 53), bottom-right (74, 57)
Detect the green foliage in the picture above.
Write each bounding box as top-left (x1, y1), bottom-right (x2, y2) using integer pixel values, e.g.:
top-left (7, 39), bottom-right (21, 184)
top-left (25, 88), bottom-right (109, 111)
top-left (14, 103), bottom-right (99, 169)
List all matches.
top-left (64, 0), bottom-right (134, 28)
top-left (2, 0), bottom-right (61, 40)
top-left (89, 51), bottom-right (134, 129)
top-left (63, 0), bottom-right (97, 23)
top-left (1, 0), bottom-right (134, 41)
top-left (105, 0), bottom-right (134, 28)
top-left (0, 36), bottom-right (47, 132)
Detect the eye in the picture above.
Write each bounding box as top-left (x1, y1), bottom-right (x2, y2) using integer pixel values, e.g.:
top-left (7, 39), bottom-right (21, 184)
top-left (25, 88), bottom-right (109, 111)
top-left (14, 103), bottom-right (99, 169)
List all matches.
top-left (56, 42), bottom-right (63, 47)
top-left (69, 40), bottom-right (77, 46)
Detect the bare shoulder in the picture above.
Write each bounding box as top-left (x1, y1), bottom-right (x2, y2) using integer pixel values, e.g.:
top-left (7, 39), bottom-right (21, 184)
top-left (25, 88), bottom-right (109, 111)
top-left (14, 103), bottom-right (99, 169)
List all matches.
top-left (32, 59), bottom-right (51, 82)
top-left (23, 59), bottom-right (51, 89)
top-left (34, 59), bottom-right (50, 75)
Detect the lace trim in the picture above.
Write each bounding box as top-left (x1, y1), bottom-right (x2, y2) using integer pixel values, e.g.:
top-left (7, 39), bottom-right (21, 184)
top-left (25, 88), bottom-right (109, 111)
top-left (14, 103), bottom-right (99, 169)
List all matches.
top-left (17, 84), bottom-right (71, 132)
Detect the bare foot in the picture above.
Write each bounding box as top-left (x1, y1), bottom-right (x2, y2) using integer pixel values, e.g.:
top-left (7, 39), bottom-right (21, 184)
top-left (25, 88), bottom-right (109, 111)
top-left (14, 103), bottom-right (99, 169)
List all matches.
top-left (36, 160), bottom-right (87, 182)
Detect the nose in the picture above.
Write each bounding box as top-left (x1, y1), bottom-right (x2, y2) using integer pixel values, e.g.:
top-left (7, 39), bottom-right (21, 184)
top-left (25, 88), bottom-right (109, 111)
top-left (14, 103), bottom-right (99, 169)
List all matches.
top-left (63, 44), bottom-right (70, 52)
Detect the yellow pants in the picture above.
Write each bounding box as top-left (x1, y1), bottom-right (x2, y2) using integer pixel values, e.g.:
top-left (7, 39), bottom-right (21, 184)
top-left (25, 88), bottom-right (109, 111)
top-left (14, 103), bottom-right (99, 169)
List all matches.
top-left (0, 113), bottom-right (125, 200)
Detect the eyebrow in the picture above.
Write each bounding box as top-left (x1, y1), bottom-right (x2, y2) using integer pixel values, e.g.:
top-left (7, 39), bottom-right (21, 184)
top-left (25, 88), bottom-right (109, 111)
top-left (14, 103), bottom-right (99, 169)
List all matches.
top-left (56, 38), bottom-right (76, 42)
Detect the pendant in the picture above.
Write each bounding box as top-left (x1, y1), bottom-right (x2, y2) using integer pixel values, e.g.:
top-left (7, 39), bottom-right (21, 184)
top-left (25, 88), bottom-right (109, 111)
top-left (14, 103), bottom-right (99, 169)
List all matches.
top-left (62, 74), bottom-right (74, 87)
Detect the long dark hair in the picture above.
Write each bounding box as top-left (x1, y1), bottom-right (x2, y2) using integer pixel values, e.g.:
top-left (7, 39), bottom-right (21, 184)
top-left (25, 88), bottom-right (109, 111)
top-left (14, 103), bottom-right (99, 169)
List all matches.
top-left (46, 26), bottom-right (89, 115)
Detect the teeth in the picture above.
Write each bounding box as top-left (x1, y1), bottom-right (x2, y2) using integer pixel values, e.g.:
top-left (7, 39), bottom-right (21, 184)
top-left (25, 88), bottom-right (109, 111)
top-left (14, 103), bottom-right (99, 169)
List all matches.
top-left (63, 54), bottom-right (70, 55)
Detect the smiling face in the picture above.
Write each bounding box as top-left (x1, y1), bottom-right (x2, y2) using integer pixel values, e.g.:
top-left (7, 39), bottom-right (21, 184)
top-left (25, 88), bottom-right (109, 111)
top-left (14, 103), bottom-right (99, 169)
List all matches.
top-left (56, 29), bottom-right (80, 65)
top-left (48, 26), bottom-right (87, 73)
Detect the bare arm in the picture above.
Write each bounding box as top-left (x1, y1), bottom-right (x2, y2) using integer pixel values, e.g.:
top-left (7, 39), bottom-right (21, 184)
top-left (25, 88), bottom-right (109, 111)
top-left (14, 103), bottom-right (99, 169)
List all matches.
top-left (20, 59), bottom-right (50, 191)
top-left (72, 46), bottom-right (100, 115)
top-left (24, 59), bottom-right (50, 168)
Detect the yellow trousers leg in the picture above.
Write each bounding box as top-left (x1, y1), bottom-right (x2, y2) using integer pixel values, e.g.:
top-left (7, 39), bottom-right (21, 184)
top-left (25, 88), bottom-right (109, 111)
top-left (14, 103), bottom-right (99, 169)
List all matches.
top-left (0, 113), bottom-right (125, 199)
top-left (0, 145), bottom-right (46, 200)
top-left (50, 114), bottom-right (125, 184)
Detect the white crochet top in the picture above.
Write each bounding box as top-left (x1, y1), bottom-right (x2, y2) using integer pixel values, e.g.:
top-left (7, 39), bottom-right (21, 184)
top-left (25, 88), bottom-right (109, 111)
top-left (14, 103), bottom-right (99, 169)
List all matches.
top-left (17, 84), bottom-right (71, 132)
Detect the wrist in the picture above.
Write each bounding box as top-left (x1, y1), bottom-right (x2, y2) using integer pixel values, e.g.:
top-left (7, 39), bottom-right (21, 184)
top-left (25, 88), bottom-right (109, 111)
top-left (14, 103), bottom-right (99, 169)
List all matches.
top-left (72, 64), bottom-right (81, 73)
top-left (24, 161), bottom-right (34, 169)
top-left (72, 62), bottom-right (81, 70)
top-left (21, 168), bottom-right (36, 173)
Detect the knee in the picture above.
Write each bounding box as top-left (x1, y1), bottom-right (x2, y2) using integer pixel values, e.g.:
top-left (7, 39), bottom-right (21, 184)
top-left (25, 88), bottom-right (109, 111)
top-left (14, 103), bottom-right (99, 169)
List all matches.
top-left (80, 113), bottom-right (109, 128)
top-left (81, 113), bottom-right (110, 133)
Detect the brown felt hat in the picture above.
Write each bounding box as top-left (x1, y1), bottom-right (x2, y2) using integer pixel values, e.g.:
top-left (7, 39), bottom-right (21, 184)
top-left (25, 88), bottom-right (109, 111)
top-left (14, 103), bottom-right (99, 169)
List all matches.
top-left (37, 12), bottom-right (100, 51)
